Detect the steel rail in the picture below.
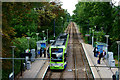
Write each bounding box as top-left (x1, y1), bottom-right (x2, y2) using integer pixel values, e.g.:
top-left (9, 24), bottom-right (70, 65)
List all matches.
top-left (80, 45), bottom-right (89, 79)
top-left (73, 22), bottom-right (92, 79)
top-left (73, 24), bottom-right (77, 80)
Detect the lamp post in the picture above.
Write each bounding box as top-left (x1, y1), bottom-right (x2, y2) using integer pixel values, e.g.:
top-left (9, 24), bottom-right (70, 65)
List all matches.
top-left (54, 19), bottom-right (55, 40)
top-left (94, 26), bottom-right (96, 29)
top-left (105, 35), bottom-right (109, 60)
top-left (89, 28), bottom-right (91, 44)
top-left (26, 37), bottom-right (30, 49)
top-left (94, 26), bottom-right (96, 30)
top-left (94, 25), bottom-right (96, 38)
top-left (36, 33), bottom-right (39, 58)
top-left (101, 27), bottom-right (103, 31)
top-left (42, 30), bottom-right (45, 40)
top-left (36, 33), bottom-right (39, 41)
top-left (11, 46), bottom-right (16, 80)
top-left (92, 30), bottom-right (94, 47)
top-left (89, 28), bottom-right (92, 44)
top-left (89, 28), bottom-right (91, 34)
top-left (53, 19), bottom-right (56, 40)
top-left (47, 29), bottom-right (48, 45)
top-left (96, 31), bottom-right (99, 42)
top-left (117, 41), bottom-right (120, 78)
top-left (61, 17), bottom-right (63, 33)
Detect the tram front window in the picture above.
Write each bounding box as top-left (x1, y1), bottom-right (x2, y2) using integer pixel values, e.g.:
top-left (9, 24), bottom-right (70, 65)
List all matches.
top-left (51, 48), bottom-right (63, 62)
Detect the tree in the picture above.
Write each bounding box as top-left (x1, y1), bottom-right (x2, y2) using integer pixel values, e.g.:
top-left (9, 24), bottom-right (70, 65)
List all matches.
top-left (2, 2), bottom-right (70, 79)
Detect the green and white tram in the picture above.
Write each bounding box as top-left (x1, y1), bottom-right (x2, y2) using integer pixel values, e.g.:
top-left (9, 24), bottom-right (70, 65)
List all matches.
top-left (49, 33), bottom-right (69, 70)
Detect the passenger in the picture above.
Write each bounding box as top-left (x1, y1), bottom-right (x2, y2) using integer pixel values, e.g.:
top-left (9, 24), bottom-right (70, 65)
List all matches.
top-left (93, 47), bottom-right (98, 57)
top-left (40, 48), bottom-right (42, 57)
top-left (98, 52), bottom-right (102, 64)
top-left (98, 50), bottom-right (106, 64)
top-left (44, 48), bottom-right (46, 58)
top-left (47, 48), bottom-right (50, 58)
top-left (102, 50), bottom-right (106, 60)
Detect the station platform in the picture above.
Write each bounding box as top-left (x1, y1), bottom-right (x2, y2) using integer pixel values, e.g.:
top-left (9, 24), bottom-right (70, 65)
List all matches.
top-left (75, 23), bottom-right (118, 79)
top-left (82, 43), bottom-right (117, 78)
top-left (18, 51), bottom-right (49, 79)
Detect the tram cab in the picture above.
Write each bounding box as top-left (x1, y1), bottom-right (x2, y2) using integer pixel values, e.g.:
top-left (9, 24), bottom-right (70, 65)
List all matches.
top-left (49, 33), bottom-right (69, 70)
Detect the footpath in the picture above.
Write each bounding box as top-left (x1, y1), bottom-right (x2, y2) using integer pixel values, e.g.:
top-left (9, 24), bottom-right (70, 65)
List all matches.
top-left (74, 23), bottom-right (118, 79)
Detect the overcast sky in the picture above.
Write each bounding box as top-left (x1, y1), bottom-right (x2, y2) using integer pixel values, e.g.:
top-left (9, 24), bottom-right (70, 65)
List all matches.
top-left (60, 0), bottom-right (120, 16)
top-left (60, 0), bottom-right (78, 16)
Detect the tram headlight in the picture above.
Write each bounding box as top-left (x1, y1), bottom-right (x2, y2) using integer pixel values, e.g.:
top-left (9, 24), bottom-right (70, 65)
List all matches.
top-left (51, 64), bottom-right (53, 66)
top-left (60, 64), bottom-right (63, 66)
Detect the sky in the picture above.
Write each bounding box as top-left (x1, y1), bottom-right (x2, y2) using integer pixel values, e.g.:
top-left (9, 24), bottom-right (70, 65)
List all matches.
top-left (60, 0), bottom-right (120, 16)
top-left (60, 0), bottom-right (78, 16)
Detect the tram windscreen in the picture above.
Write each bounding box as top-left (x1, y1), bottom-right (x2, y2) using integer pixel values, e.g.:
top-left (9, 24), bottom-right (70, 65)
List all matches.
top-left (51, 48), bottom-right (63, 62)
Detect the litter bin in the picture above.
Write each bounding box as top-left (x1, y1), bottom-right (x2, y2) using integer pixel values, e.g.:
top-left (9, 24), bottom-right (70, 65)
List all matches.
top-left (116, 71), bottom-right (119, 80)
top-left (27, 61), bottom-right (31, 70)
top-left (31, 49), bottom-right (35, 62)
top-left (25, 56), bottom-right (29, 62)
top-left (110, 60), bottom-right (115, 67)
top-left (112, 74), bottom-right (116, 80)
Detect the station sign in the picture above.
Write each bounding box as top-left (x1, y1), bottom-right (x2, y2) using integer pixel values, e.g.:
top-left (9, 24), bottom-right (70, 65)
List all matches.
top-left (50, 40), bottom-right (55, 43)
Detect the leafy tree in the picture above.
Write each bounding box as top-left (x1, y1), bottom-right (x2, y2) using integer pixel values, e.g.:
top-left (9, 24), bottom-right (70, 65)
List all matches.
top-left (72, 2), bottom-right (120, 57)
top-left (2, 2), bottom-right (16, 79)
top-left (2, 2), bottom-right (70, 79)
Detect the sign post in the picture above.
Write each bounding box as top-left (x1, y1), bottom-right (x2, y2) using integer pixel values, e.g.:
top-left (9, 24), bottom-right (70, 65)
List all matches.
top-left (11, 46), bottom-right (16, 80)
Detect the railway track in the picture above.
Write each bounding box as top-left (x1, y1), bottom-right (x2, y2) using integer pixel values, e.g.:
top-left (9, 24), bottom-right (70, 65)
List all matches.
top-left (44, 69), bottom-right (64, 79)
top-left (72, 23), bottom-right (93, 79)
top-left (44, 22), bottom-right (93, 79)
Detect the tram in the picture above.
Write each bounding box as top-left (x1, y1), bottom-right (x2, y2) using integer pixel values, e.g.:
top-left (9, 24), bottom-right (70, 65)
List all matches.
top-left (49, 33), bottom-right (69, 70)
